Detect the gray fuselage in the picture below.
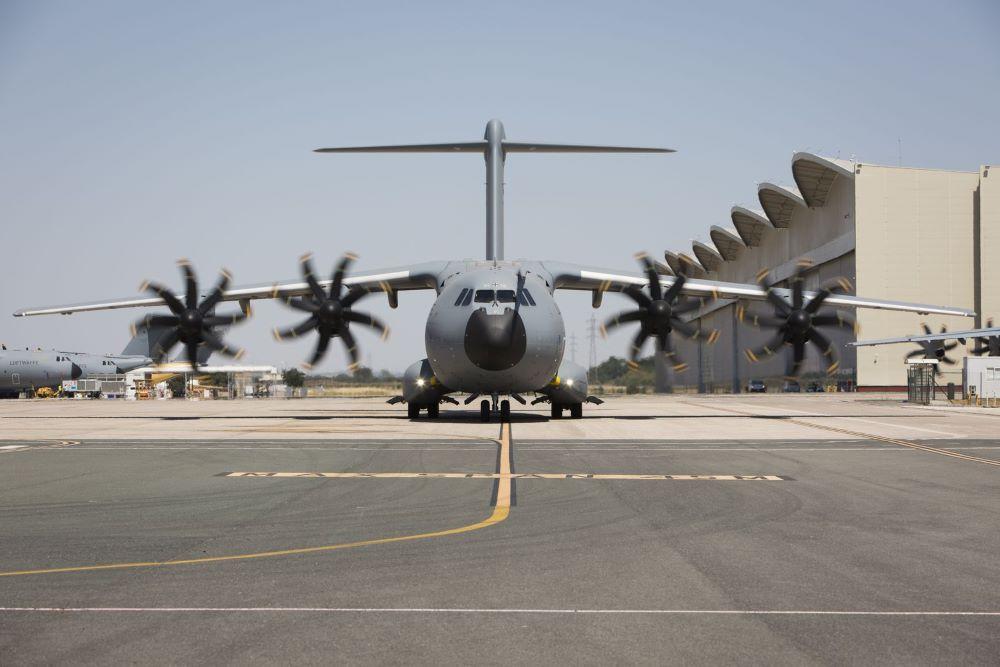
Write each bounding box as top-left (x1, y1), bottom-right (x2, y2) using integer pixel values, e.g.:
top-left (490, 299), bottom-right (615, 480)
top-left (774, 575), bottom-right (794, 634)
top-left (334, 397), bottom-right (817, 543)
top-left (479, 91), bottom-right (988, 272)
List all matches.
top-left (0, 349), bottom-right (151, 395)
top-left (424, 261), bottom-right (565, 393)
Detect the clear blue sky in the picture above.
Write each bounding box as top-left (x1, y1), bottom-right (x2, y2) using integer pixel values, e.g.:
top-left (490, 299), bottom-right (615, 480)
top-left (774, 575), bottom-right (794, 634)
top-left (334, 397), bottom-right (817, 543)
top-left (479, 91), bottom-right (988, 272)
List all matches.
top-left (2, 0), bottom-right (998, 371)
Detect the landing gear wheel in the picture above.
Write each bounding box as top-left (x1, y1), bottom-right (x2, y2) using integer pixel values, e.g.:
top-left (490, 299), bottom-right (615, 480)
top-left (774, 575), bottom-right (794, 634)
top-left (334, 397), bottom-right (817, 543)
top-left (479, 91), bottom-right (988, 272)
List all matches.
top-left (427, 403), bottom-right (439, 419)
top-left (570, 403), bottom-right (583, 419)
top-left (480, 399), bottom-right (491, 422)
top-left (500, 399), bottom-right (511, 422)
top-left (407, 403), bottom-right (420, 419)
top-left (551, 403), bottom-right (563, 419)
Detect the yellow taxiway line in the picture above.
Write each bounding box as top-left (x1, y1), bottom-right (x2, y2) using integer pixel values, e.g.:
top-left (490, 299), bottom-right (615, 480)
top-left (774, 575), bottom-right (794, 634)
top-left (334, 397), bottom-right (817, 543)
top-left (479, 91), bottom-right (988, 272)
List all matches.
top-left (0, 424), bottom-right (514, 579)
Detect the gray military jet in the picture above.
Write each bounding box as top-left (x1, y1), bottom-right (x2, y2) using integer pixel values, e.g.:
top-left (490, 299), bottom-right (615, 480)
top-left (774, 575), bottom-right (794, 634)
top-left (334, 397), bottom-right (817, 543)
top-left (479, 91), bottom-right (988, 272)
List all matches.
top-left (14, 120), bottom-right (973, 420)
top-left (0, 343), bottom-right (151, 397)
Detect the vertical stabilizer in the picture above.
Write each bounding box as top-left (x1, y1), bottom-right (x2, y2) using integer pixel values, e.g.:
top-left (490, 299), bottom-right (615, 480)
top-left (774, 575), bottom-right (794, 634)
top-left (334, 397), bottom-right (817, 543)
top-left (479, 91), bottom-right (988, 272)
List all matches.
top-left (315, 122), bottom-right (673, 262)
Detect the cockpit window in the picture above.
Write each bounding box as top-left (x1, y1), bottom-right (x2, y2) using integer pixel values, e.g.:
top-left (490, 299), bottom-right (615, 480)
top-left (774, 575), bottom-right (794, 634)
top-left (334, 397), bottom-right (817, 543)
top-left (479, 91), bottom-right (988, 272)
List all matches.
top-left (520, 289), bottom-right (536, 306)
top-left (454, 288), bottom-right (469, 306)
top-left (496, 290), bottom-right (516, 303)
top-left (474, 290), bottom-right (494, 303)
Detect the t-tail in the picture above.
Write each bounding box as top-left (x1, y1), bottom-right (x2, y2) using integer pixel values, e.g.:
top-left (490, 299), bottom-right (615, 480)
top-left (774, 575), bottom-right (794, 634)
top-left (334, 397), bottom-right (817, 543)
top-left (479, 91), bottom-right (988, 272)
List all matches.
top-left (315, 119), bottom-right (673, 261)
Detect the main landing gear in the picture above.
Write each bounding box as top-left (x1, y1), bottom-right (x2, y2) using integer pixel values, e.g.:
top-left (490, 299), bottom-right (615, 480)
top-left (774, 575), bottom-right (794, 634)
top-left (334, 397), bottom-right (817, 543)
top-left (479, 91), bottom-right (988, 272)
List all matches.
top-left (550, 403), bottom-right (583, 419)
top-left (408, 402), bottom-right (440, 419)
top-left (479, 395), bottom-right (511, 422)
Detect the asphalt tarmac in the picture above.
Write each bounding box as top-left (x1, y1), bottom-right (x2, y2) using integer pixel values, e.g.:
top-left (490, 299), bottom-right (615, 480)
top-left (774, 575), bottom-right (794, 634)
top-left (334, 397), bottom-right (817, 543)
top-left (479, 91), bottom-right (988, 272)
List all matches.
top-left (2, 396), bottom-right (999, 664)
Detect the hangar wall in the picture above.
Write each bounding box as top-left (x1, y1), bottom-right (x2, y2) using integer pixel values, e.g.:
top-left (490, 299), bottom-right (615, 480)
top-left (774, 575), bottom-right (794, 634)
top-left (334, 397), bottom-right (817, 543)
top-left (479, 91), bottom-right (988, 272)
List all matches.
top-left (979, 165), bottom-right (999, 328)
top-left (854, 165), bottom-right (978, 388)
top-left (666, 154), bottom-right (990, 392)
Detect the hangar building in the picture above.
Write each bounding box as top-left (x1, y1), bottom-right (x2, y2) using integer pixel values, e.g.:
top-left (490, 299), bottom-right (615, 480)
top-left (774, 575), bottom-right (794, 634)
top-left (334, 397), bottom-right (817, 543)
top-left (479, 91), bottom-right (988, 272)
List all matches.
top-left (668, 156), bottom-right (996, 391)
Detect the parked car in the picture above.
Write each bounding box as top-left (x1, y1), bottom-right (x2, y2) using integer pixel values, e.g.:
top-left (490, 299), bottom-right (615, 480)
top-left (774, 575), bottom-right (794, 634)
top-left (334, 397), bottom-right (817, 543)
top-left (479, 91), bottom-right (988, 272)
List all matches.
top-left (806, 382), bottom-right (825, 393)
top-left (782, 380), bottom-right (801, 393)
top-left (746, 379), bottom-right (767, 393)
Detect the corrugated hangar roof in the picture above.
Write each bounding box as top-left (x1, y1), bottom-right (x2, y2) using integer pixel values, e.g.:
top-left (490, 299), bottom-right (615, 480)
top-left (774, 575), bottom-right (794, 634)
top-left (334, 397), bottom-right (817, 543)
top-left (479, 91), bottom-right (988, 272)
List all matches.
top-left (692, 240), bottom-right (724, 273)
top-left (663, 250), bottom-right (683, 275)
top-left (757, 182), bottom-right (805, 228)
top-left (791, 153), bottom-right (855, 208)
top-left (730, 206), bottom-right (773, 247)
top-left (708, 225), bottom-right (746, 261)
top-left (676, 252), bottom-right (708, 278)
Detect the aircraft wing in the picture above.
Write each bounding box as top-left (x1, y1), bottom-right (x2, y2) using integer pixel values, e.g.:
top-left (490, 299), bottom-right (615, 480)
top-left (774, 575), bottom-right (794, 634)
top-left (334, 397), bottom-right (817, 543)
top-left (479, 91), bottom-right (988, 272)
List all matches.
top-left (544, 262), bottom-right (975, 318)
top-left (850, 326), bottom-right (1000, 346)
top-left (13, 261), bottom-right (449, 317)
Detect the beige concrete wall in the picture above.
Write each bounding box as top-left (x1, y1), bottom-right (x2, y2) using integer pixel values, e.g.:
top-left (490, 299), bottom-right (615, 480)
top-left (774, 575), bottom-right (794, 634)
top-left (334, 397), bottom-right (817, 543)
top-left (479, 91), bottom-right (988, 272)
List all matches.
top-left (979, 165), bottom-right (1000, 327)
top-left (855, 164), bottom-right (978, 387)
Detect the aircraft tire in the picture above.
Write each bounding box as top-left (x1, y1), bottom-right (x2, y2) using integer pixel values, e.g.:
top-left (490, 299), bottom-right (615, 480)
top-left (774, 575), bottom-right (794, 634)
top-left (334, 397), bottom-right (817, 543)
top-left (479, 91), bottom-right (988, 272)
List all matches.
top-left (480, 399), bottom-right (491, 422)
top-left (407, 403), bottom-right (420, 419)
top-left (550, 403), bottom-right (562, 419)
top-left (570, 403), bottom-right (583, 419)
top-left (427, 402), bottom-right (440, 418)
top-left (500, 399), bottom-right (511, 422)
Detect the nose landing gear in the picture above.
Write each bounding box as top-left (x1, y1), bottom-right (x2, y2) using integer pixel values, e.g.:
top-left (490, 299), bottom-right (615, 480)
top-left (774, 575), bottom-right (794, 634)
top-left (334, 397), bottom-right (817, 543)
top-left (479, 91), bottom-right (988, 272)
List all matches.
top-left (479, 395), bottom-right (512, 422)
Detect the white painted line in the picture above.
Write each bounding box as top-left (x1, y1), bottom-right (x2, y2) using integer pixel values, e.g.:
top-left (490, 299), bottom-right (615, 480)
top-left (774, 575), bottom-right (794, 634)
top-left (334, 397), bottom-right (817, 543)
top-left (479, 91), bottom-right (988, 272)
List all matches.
top-left (831, 417), bottom-right (962, 437)
top-left (726, 404), bottom-right (963, 437)
top-left (0, 445), bottom-right (25, 452)
top-left (224, 472), bottom-right (789, 481)
top-left (1, 607), bottom-right (998, 616)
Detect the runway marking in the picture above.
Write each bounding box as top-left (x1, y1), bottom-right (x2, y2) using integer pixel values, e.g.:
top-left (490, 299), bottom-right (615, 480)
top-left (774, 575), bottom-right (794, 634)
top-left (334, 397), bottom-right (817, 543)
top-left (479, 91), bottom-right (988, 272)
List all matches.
top-left (698, 403), bottom-right (1000, 467)
top-left (0, 427), bottom-right (514, 579)
top-left (826, 417), bottom-right (961, 438)
top-left (222, 472), bottom-right (789, 481)
top-left (1, 607), bottom-right (998, 617)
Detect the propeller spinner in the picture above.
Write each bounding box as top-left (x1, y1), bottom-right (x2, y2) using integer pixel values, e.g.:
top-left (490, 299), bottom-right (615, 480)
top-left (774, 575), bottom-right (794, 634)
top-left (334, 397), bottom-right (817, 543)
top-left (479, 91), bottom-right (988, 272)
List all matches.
top-left (741, 260), bottom-right (856, 378)
top-left (273, 253), bottom-right (389, 370)
top-left (602, 253), bottom-right (719, 372)
top-left (134, 259), bottom-right (248, 370)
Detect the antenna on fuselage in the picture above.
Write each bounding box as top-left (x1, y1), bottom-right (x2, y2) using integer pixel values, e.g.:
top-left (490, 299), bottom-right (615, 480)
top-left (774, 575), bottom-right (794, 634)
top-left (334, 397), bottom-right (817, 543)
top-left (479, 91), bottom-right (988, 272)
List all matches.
top-left (315, 120), bottom-right (674, 262)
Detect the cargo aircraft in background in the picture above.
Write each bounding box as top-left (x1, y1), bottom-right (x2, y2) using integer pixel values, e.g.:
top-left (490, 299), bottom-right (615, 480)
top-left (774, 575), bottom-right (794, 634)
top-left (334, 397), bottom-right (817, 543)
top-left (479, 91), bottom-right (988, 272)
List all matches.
top-left (13, 120), bottom-right (974, 420)
top-left (0, 343), bottom-right (151, 397)
top-left (851, 320), bottom-right (1000, 374)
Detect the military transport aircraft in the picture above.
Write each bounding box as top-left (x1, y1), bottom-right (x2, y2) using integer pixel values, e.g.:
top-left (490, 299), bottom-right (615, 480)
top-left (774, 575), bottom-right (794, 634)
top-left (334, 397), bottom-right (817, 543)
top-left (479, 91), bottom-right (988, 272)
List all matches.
top-left (0, 343), bottom-right (151, 397)
top-left (850, 320), bottom-right (1000, 374)
top-left (13, 120), bottom-right (974, 420)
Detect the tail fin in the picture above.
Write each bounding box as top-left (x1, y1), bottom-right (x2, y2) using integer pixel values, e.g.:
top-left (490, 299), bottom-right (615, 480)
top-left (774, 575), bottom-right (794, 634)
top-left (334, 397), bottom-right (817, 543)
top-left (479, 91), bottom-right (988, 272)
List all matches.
top-left (121, 323), bottom-right (172, 358)
top-left (315, 119), bottom-right (673, 261)
top-left (122, 325), bottom-right (221, 365)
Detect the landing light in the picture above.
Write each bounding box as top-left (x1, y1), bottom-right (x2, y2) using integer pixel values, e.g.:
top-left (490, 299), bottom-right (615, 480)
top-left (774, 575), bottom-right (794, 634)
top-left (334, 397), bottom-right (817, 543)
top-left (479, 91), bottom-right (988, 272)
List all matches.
top-left (416, 378), bottom-right (425, 387)
top-left (566, 379), bottom-right (574, 387)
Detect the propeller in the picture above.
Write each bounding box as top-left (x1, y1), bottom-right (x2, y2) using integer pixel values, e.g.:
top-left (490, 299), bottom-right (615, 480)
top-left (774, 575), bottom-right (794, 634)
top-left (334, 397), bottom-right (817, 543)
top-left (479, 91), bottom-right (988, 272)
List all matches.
top-left (273, 253), bottom-right (389, 370)
top-left (741, 260), bottom-right (856, 378)
top-left (601, 253), bottom-right (719, 372)
top-left (133, 259), bottom-right (248, 370)
top-left (971, 319), bottom-right (1000, 357)
top-left (906, 323), bottom-right (958, 374)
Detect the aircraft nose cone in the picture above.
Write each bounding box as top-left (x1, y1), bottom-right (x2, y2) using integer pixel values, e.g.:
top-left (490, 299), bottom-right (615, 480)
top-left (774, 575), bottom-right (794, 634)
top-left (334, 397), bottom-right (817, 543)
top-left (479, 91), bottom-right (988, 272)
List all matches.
top-left (70, 363), bottom-right (83, 380)
top-left (464, 308), bottom-right (527, 371)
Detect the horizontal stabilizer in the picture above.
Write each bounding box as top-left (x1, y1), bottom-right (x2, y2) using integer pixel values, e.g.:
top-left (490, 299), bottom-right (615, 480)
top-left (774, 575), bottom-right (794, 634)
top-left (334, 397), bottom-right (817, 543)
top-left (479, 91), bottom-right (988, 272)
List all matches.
top-left (315, 141), bottom-right (673, 154)
top-left (315, 142), bottom-right (487, 153)
top-left (502, 142), bottom-right (673, 153)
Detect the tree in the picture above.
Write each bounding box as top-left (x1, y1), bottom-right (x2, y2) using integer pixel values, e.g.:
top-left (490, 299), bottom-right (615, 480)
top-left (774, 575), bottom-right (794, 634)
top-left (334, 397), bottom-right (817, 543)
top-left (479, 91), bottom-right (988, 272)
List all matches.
top-left (166, 374), bottom-right (186, 398)
top-left (282, 368), bottom-right (305, 388)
